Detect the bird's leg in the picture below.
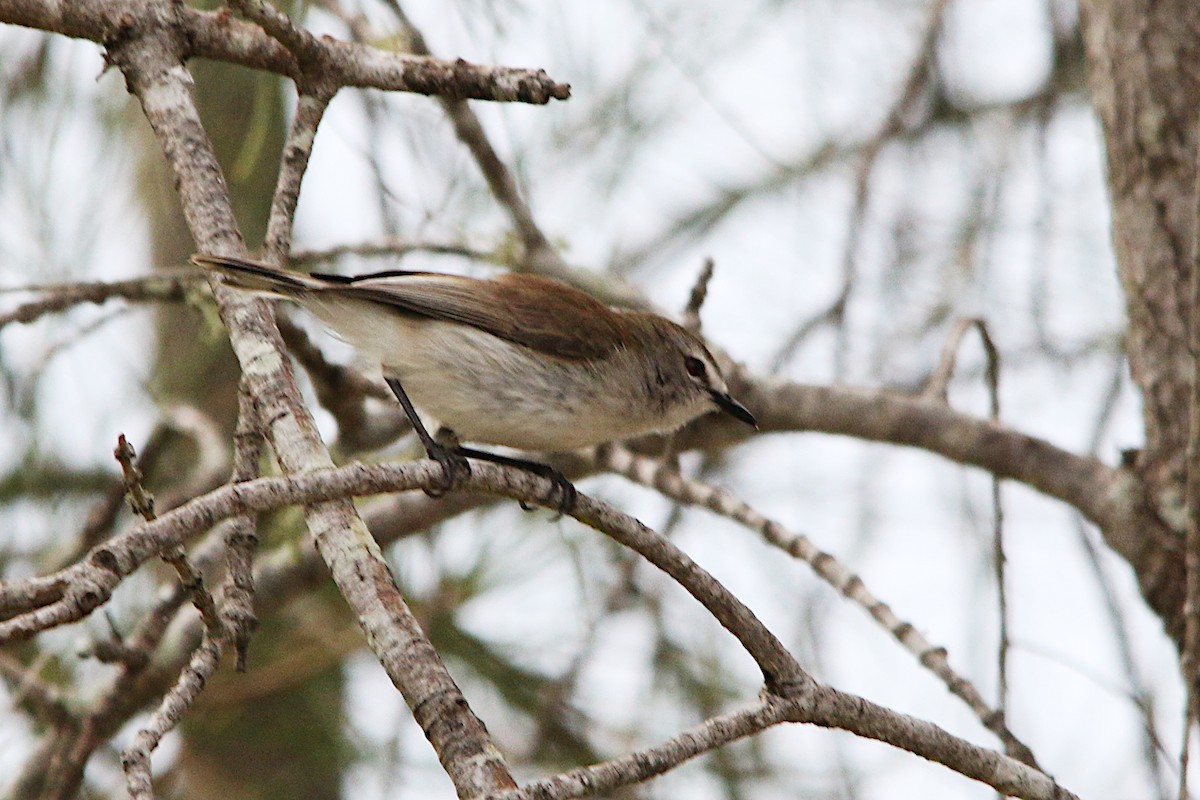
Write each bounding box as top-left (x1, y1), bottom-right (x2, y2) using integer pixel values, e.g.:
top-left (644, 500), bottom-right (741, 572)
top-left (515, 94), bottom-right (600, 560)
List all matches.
top-left (385, 378), bottom-right (470, 496)
top-left (453, 446), bottom-right (577, 515)
top-left (384, 377), bottom-right (574, 512)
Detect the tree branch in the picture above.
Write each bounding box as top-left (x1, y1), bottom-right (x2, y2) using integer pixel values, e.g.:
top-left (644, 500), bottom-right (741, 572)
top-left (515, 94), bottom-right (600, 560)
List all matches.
top-left (0, 273), bottom-right (194, 330)
top-left (598, 444), bottom-right (1041, 768)
top-left (97, 6), bottom-right (518, 795)
top-left (0, 458), bottom-right (1079, 799)
top-left (720, 377), bottom-right (1183, 640)
top-left (0, 0), bottom-right (570, 104)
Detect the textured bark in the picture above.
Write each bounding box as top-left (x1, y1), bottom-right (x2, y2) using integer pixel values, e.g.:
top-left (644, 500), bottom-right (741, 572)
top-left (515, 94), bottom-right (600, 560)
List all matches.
top-left (1078, 0), bottom-right (1200, 638)
top-left (1079, 0), bottom-right (1200, 510)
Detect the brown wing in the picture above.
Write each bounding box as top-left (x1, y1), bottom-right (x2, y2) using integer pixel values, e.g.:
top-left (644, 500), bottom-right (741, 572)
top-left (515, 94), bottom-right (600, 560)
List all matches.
top-left (324, 271), bottom-right (626, 360)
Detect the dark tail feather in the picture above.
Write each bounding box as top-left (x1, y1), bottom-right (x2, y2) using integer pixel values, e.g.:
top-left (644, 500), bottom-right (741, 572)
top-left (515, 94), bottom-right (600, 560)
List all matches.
top-left (191, 253), bottom-right (316, 297)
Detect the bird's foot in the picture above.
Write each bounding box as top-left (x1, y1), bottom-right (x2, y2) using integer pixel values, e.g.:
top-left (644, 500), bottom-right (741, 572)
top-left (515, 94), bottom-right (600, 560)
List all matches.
top-left (455, 447), bottom-right (577, 515)
top-left (423, 442), bottom-right (472, 498)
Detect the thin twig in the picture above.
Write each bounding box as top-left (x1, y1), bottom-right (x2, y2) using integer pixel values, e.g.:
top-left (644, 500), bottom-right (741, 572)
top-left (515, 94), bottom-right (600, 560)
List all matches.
top-left (980, 328), bottom-right (1009, 732)
top-left (121, 621), bottom-right (232, 799)
top-left (60, 406), bottom-right (229, 569)
top-left (503, 698), bottom-right (793, 800)
top-left (265, 92), bottom-right (332, 256)
top-left (925, 319), bottom-right (1011, 725)
top-left (291, 238), bottom-right (496, 266)
top-left (40, 521), bottom-right (236, 800)
top-left (1074, 357), bottom-right (1172, 797)
top-left (923, 319), bottom-right (1013, 735)
top-left (766, 0), bottom-right (953, 378)
top-left (0, 273), bottom-right (195, 329)
top-left (225, 381), bottom-right (264, 670)
top-left (232, 0), bottom-right (337, 257)
top-left (121, 393), bottom-right (261, 796)
top-left (115, 434), bottom-right (225, 637)
top-left (595, 444), bottom-right (1041, 768)
top-left (682, 257), bottom-right (715, 333)
top-left (922, 317), bottom-right (994, 401)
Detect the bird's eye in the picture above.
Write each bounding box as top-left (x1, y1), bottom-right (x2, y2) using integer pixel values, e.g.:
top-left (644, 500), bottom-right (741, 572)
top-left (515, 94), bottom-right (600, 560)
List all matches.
top-left (683, 356), bottom-right (707, 378)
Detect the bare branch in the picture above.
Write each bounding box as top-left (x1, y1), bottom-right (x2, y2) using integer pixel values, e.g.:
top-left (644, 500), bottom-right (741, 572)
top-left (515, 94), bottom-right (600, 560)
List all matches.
top-left (100, 11), bottom-right (519, 795)
top-left (230, 0), bottom-right (336, 257)
top-left (121, 392), bottom-right (261, 796)
top-left (508, 685), bottom-right (1076, 800)
top-left (4, 451), bottom-right (805, 692)
top-left (923, 317), bottom-right (999, 402)
top-left (225, 380), bottom-right (264, 670)
top-left (797, 687), bottom-right (1073, 800)
top-left (0, 273), bottom-right (195, 330)
top-left (598, 444), bottom-right (1040, 768)
top-left (722, 377), bottom-right (1183, 641)
top-left (36, 522), bottom-right (233, 799)
top-left (228, 0), bottom-right (322, 64)
top-left (0, 0), bottom-right (570, 104)
top-left (1, 458), bottom-right (1078, 798)
top-left (265, 93), bottom-right (331, 256)
top-left (291, 238), bottom-right (499, 266)
top-left (922, 318), bottom-right (1013, 727)
top-left (681, 257), bottom-right (715, 333)
top-left (121, 619), bottom-right (231, 799)
top-left (115, 433), bottom-right (225, 640)
top-left (502, 698), bottom-right (793, 800)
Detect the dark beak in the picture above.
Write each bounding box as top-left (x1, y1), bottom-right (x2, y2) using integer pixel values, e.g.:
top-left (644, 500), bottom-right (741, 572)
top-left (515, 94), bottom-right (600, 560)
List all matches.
top-left (710, 391), bottom-right (758, 428)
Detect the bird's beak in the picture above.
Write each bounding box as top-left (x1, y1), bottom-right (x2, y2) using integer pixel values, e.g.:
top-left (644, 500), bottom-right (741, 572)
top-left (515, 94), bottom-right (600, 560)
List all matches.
top-left (710, 391), bottom-right (757, 428)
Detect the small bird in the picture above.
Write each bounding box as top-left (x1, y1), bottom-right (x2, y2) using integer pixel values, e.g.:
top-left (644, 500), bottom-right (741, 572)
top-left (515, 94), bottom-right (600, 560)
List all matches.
top-left (194, 253), bottom-right (757, 509)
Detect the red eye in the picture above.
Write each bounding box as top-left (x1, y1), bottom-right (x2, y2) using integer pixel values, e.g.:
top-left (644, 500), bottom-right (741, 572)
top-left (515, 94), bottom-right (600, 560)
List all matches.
top-left (684, 356), bottom-right (706, 378)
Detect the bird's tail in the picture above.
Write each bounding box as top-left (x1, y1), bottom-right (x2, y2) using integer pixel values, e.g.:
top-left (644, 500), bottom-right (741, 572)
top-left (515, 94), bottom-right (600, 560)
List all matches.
top-left (192, 253), bottom-right (323, 298)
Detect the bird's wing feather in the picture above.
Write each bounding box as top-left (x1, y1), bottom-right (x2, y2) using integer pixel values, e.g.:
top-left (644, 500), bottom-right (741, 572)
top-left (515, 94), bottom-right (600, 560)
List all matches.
top-left (322, 272), bottom-right (626, 361)
top-left (194, 254), bottom-right (626, 361)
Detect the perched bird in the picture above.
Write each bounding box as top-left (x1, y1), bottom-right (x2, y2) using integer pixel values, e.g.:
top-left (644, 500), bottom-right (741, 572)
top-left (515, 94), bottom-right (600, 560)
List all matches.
top-left (194, 253), bottom-right (756, 509)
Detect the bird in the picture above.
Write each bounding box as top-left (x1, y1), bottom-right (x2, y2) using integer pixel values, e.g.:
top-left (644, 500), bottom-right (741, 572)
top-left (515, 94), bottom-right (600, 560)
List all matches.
top-left (193, 253), bottom-right (757, 510)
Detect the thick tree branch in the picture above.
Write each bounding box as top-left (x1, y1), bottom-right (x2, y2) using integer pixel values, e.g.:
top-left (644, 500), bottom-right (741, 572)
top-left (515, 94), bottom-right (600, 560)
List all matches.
top-left (709, 377), bottom-right (1184, 640)
top-left (0, 0), bottom-right (569, 104)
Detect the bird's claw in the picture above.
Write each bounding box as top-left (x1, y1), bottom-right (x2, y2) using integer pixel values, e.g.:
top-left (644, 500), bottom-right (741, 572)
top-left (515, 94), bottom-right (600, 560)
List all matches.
top-left (424, 444), bottom-right (471, 498)
top-left (517, 466), bottom-right (577, 517)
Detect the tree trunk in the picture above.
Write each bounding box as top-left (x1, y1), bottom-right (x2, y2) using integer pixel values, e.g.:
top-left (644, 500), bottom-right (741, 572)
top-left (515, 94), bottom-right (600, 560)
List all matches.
top-left (1078, 0), bottom-right (1200, 638)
